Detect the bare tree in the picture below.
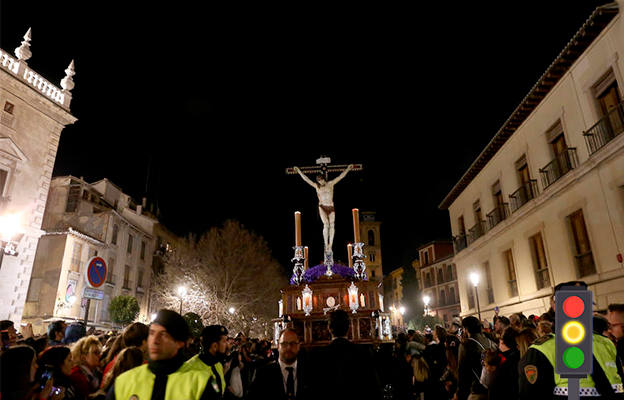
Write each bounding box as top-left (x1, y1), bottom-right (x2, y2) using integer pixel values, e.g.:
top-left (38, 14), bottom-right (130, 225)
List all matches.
top-left (151, 220), bottom-right (287, 336)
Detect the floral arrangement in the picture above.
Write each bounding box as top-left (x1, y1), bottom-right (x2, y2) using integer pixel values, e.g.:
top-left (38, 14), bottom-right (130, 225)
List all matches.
top-left (290, 263), bottom-right (364, 284)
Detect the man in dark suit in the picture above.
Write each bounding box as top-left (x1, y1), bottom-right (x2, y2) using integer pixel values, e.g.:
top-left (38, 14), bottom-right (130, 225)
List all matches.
top-left (310, 309), bottom-right (383, 400)
top-left (248, 328), bottom-right (306, 400)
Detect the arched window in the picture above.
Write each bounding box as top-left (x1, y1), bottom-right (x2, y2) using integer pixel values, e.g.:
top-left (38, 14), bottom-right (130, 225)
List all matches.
top-left (368, 230), bottom-right (375, 246)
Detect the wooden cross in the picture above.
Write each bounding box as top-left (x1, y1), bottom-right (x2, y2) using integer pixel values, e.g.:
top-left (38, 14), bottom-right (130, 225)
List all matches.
top-left (285, 155), bottom-right (363, 180)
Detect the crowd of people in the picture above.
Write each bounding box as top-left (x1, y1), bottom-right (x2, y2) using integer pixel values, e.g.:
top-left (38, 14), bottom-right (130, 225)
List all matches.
top-left (2, 280), bottom-right (624, 399)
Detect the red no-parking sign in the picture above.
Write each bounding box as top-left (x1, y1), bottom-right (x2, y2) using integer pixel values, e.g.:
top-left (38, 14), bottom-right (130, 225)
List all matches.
top-left (84, 256), bottom-right (107, 288)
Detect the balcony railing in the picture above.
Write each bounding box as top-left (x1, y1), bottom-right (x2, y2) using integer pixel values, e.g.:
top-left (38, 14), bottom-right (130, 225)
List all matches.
top-left (486, 203), bottom-right (510, 230)
top-left (467, 221), bottom-right (487, 244)
top-left (575, 251), bottom-right (596, 278)
top-left (539, 148), bottom-right (579, 189)
top-left (509, 180), bottom-right (539, 213)
top-left (583, 100), bottom-right (624, 155)
top-left (453, 234), bottom-right (467, 253)
top-left (535, 268), bottom-right (550, 290)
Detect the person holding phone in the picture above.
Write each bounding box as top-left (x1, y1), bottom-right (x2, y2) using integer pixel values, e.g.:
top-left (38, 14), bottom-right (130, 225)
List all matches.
top-left (0, 344), bottom-right (62, 400)
top-left (39, 346), bottom-right (81, 400)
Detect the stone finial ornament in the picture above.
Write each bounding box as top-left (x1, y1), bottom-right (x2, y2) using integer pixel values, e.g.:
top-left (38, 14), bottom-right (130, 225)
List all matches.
top-left (14, 28), bottom-right (32, 62)
top-left (61, 60), bottom-right (75, 92)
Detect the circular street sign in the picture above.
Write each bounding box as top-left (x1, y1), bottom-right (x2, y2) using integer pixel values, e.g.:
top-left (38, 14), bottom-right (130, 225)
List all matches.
top-left (84, 256), bottom-right (107, 288)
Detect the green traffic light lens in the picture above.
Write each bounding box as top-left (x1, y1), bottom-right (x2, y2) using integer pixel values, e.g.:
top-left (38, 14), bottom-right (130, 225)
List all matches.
top-left (563, 347), bottom-right (584, 369)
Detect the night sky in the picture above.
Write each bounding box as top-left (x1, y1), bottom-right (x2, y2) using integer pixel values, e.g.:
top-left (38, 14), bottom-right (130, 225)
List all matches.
top-left (0, 2), bottom-right (608, 276)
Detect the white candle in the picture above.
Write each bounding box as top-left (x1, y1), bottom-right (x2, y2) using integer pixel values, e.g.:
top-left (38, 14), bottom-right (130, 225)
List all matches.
top-left (352, 208), bottom-right (360, 243)
top-left (295, 211), bottom-right (302, 246)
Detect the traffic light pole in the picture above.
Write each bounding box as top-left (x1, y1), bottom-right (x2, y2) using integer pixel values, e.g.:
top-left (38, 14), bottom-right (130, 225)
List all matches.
top-left (568, 378), bottom-right (579, 400)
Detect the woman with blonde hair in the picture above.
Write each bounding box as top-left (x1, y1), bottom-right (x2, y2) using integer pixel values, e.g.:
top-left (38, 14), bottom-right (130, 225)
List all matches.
top-left (515, 328), bottom-right (537, 358)
top-left (69, 335), bottom-right (102, 398)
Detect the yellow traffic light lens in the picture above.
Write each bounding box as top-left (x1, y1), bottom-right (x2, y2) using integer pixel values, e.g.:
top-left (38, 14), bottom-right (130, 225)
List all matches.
top-left (562, 321), bottom-right (585, 344)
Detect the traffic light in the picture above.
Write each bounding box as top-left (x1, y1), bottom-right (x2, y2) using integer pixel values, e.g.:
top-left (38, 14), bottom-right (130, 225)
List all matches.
top-left (555, 286), bottom-right (593, 377)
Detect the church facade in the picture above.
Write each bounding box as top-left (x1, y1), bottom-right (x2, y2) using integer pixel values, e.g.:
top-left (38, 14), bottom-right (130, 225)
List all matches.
top-left (0, 30), bottom-right (76, 323)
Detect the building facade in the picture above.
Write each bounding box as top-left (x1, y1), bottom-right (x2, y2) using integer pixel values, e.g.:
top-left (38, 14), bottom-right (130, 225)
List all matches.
top-left (418, 241), bottom-right (460, 326)
top-left (23, 176), bottom-right (158, 331)
top-left (0, 30), bottom-right (76, 323)
top-left (439, 3), bottom-right (624, 321)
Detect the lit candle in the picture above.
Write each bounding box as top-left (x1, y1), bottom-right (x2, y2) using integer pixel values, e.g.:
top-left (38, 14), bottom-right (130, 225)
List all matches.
top-left (352, 208), bottom-right (360, 243)
top-left (304, 246), bottom-right (309, 269)
top-left (295, 211), bottom-right (302, 246)
top-left (278, 299), bottom-right (283, 317)
top-left (347, 243), bottom-right (353, 268)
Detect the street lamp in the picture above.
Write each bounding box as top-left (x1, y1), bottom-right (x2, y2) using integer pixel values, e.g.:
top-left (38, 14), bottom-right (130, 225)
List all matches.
top-left (177, 286), bottom-right (187, 315)
top-left (228, 307), bottom-right (236, 315)
top-left (470, 272), bottom-right (481, 320)
top-left (423, 295), bottom-right (430, 316)
top-left (399, 306), bottom-right (406, 316)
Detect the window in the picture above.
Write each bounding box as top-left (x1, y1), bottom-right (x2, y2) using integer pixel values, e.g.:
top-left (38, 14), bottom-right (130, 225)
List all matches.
top-left (449, 287), bottom-right (456, 304)
top-left (0, 169), bottom-right (7, 197)
top-left (447, 265), bottom-right (454, 281)
top-left (368, 230), bottom-right (375, 246)
top-left (369, 253), bottom-right (375, 262)
top-left (568, 209), bottom-right (596, 277)
top-left (440, 289), bottom-right (446, 306)
top-left (107, 258), bottom-right (115, 283)
top-left (137, 268), bottom-right (144, 288)
top-left (127, 234), bottom-right (133, 254)
top-left (425, 272), bottom-right (432, 287)
top-left (423, 251), bottom-right (430, 265)
top-left (529, 232), bottom-right (550, 289)
top-left (70, 242), bottom-right (82, 272)
top-left (484, 262), bottom-right (495, 304)
top-left (438, 269), bottom-right (444, 284)
top-left (594, 70), bottom-right (623, 135)
top-left (371, 269), bottom-right (376, 278)
top-left (467, 282), bottom-right (475, 309)
top-left (82, 190), bottom-right (89, 200)
top-left (112, 224), bottom-right (118, 245)
top-left (141, 241), bottom-right (146, 260)
top-left (504, 250), bottom-right (518, 297)
top-left (123, 265), bottom-right (131, 288)
top-left (458, 216), bottom-right (466, 235)
top-left (65, 180), bottom-right (81, 212)
top-left (3, 102), bottom-right (14, 114)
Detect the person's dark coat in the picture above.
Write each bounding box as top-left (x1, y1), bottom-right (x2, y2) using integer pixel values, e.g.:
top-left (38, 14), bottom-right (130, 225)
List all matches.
top-left (457, 333), bottom-right (497, 400)
top-left (309, 338), bottom-right (383, 400)
top-left (247, 359), bottom-right (308, 400)
top-left (487, 348), bottom-right (519, 400)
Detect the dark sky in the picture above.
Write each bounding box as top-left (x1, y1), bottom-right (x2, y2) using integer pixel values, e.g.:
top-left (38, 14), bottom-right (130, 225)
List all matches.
top-left (0, 1), bottom-right (608, 275)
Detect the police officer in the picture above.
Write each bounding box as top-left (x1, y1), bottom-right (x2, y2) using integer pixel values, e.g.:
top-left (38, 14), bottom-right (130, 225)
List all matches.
top-left (107, 309), bottom-right (209, 400)
top-left (183, 325), bottom-right (229, 399)
top-left (518, 281), bottom-right (624, 399)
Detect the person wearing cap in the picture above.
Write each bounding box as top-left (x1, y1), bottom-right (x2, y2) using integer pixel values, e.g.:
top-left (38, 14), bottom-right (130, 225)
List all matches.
top-left (181, 324), bottom-right (229, 399)
top-left (108, 309), bottom-right (210, 400)
top-left (518, 281), bottom-right (624, 399)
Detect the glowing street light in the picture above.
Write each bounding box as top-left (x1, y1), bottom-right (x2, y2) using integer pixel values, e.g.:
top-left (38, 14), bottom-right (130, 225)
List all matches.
top-left (229, 307), bottom-right (236, 315)
top-left (470, 271), bottom-right (481, 320)
top-left (151, 313), bottom-right (157, 321)
top-left (423, 295), bottom-right (431, 316)
top-left (0, 213), bottom-right (20, 241)
top-left (399, 306), bottom-right (406, 316)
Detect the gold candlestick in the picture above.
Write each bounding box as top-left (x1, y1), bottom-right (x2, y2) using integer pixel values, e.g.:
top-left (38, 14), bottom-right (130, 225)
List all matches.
top-left (295, 211), bottom-right (302, 246)
top-left (348, 243), bottom-right (353, 268)
top-left (304, 246), bottom-right (309, 270)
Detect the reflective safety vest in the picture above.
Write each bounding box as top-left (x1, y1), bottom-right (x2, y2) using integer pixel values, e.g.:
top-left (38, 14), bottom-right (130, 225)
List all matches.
top-left (114, 363), bottom-right (210, 400)
top-left (530, 333), bottom-right (624, 397)
top-left (181, 354), bottom-right (225, 395)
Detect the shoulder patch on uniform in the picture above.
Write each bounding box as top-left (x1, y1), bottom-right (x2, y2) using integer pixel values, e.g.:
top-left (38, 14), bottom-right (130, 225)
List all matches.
top-left (533, 334), bottom-right (554, 346)
top-left (524, 365), bottom-right (538, 384)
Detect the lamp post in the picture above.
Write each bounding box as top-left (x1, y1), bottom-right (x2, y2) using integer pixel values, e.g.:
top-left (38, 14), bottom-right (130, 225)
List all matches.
top-left (177, 286), bottom-right (187, 315)
top-left (423, 295), bottom-right (430, 316)
top-left (470, 272), bottom-right (481, 320)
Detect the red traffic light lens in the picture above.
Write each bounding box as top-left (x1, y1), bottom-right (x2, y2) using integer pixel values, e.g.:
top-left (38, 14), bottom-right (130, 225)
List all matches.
top-left (563, 295), bottom-right (584, 318)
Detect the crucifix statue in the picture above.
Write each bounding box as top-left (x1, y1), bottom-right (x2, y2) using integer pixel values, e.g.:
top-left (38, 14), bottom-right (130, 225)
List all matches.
top-left (287, 156), bottom-right (362, 264)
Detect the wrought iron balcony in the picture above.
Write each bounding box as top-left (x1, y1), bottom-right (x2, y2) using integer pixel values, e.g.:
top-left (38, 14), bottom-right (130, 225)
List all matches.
top-left (486, 204), bottom-right (510, 230)
top-left (539, 148), bottom-right (578, 189)
top-left (575, 251), bottom-right (596, 278)
top-left (467, 221), bottom-right (487, 244)
top-left (583, 100), bottom-right (624, 155)
top-left (453, 234), bottom-right (467, 253)
top-left (509, 180), bottom-right (539, 213)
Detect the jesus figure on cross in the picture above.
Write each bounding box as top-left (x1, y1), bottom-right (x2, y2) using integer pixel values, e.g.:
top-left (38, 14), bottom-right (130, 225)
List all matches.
top-left (293, 164), bottom-right (354, 254)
